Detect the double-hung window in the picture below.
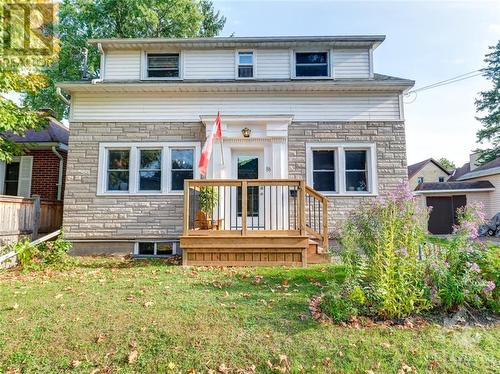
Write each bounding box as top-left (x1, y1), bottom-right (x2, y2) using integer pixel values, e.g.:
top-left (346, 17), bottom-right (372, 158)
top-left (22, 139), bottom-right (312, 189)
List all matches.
top-left (307, 144), bottom-right (376, 195)
top-left (99, 143), bottom-right (199, 195)
top-left (107, 150), bottom-right (130, 191)
top-left (345, 150), bottom-right (368, 192)
top-left (295, 52), bottom-right (329, 77)
top-left (312, 150), bottom-right (336, 192)
top-left (146, 53), bottom-right (180, 78)
top-left (237, 51), bottom-right (254, 78)
top-left (170, 149), bottom-right (194, 191)
top-left (139, 149), bottom-right (161, 191)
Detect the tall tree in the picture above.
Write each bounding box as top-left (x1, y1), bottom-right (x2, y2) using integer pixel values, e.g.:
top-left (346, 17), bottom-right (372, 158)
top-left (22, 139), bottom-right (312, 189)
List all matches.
top-left (437, 157), bottom-right (456, 171)
top-left (0, 0), bottom-right (55, 161)
top-left (24, 0), bottom-right (226, 119)
top-left (475, 41), bottom-right (500, 165)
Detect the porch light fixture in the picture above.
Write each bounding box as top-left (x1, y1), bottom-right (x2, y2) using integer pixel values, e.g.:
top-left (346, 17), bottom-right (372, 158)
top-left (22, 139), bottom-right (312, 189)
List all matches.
top-left (241, 127), bottom-right (251, 138)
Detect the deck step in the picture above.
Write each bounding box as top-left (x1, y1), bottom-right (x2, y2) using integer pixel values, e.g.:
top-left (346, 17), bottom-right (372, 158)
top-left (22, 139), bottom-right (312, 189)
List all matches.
top-left (307, 238), bottom-right (330, 264)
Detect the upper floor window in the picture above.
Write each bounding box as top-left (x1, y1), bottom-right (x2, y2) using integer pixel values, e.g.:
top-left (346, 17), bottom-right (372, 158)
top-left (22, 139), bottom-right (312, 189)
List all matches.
top-left (237, 51), bottom-right (254, 78)
top-left (438, 176), bottom-right (445, 183)
top-left (417, 177), bottom-right (424, 184)
top-left (295, 52), bottom-right (329, 77)
top-left (147, 53), bottom-right (179, 78)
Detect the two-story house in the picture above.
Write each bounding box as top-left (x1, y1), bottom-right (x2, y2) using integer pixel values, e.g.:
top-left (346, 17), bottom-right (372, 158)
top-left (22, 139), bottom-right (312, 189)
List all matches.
top-left (58, 35), bottom-right (414, 266)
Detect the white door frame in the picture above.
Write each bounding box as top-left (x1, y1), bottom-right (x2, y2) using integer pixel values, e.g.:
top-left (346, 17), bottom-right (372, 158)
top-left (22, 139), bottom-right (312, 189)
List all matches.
top-left (231, 149), bottom-right (264, 229)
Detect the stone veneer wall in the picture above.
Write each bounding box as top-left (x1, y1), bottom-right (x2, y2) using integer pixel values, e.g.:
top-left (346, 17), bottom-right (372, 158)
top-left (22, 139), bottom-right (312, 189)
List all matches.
top-left (63, 122), bottom-right (204, 253)
top-left (64, 120), bottom-right (407, 254)
top-left (288, 121), bottom-right (407, 235)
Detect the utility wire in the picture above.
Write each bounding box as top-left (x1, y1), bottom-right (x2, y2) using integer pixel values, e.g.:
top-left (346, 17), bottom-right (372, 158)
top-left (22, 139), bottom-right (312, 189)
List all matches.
top-left (406, 69), bottom-right (482, 95)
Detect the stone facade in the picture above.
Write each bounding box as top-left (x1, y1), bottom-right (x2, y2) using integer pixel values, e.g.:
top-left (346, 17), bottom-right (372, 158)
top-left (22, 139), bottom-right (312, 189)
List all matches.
top-left (64, 120), bottom-right (407, 254)
top-left (288, 121), bottom-right (407, 234)
top-left (63, 122), bottom-right (204, 253)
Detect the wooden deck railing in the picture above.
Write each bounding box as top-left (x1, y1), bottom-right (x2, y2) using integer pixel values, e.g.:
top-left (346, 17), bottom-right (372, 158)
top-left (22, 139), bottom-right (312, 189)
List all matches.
top-left (183, 179), bottom-right (328, 247)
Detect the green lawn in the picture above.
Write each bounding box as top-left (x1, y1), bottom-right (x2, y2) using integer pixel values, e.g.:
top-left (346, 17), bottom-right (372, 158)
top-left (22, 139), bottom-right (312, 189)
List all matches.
top-left (0, 259), bottom-right (498, 373)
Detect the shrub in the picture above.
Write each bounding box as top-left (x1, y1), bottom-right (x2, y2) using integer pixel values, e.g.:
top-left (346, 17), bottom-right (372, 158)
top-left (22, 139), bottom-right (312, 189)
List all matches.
top-left (337, 185), bottom-right (431, 319)
top-left (8, 231), bottom-right (74, 271)
top-left (426, 204), bottom-right (496, 312)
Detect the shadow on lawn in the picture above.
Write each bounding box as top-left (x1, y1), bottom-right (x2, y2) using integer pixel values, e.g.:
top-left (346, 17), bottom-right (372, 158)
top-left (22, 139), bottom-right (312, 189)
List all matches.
top-left (72, 256), bottom-right (181, 270)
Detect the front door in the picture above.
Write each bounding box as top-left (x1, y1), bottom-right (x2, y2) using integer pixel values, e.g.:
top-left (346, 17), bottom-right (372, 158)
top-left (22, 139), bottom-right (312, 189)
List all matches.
top-left (232, 151), bottom-right (263, 229)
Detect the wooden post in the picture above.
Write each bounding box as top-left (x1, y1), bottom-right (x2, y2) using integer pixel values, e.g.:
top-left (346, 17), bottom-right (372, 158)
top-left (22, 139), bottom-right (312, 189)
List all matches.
top-left (241, 180), bottom-right (247, 236)
top-left (322, 197), bottom-right (329, 249)
top-left (298, 180), bottom-right (306, 236)
top-left (183, 181), bottom-right (190, 235)
top-left (32, 195), bottom-right (40, 240)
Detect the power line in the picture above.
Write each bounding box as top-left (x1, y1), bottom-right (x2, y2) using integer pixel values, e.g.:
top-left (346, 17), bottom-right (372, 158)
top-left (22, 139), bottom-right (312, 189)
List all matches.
top-left (406, 69), bottom-right (482, 95)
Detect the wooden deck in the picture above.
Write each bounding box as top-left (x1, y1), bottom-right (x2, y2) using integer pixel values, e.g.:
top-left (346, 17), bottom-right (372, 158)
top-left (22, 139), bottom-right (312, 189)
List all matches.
top-left (180, 179), bottom-right (330, 267)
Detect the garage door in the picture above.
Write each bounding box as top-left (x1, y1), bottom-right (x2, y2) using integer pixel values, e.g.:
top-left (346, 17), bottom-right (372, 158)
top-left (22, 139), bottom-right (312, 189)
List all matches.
top-left (426, 195), bottom-right (466, 234)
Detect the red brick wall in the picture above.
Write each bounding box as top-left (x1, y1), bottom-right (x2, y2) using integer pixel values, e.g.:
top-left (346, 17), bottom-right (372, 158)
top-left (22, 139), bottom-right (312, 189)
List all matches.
top-left (26, 149), bottom-right (67, 201)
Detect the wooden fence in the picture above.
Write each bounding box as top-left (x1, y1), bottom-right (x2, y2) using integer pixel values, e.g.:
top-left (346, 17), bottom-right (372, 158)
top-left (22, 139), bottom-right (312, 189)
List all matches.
top-left (0, 195), bottom-right (63, 244)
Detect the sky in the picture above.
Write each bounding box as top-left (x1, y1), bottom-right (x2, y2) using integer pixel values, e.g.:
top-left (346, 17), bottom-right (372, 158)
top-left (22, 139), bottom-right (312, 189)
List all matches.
top-left (212, 0), bottom-right (500, 167)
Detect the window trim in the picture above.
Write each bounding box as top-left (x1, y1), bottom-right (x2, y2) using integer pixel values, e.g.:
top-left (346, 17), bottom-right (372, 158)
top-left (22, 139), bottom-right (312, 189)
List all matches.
top-left (306, 143), bottom-right (378, 196)
top-left (292, 49), bottom-right (331, 79)
top-left (169, 147), bottom-right (195, 193)
top-left (311, 149), bottom-right (338, 194)
top-left (137, 148), bottom-right (163, 192)
top-left (98, 142), bottom-right (200, 196)
top-left (235, 49), bottom-right (256, 79)
top-left (142, 51), bottom-right (183, 80)
top-left (134, 240), bottom-right (179, 257)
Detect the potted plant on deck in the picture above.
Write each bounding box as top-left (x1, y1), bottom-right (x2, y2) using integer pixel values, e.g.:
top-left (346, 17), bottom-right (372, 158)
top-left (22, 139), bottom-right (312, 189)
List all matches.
top-left (195, 186), bottom-right (219, 230)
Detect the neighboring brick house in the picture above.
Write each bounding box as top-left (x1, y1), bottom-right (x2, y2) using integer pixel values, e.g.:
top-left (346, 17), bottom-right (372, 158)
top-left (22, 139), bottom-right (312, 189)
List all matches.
top-left (57, 35), bottom-right (414, 263)
top-left (0, 118), bottom-right (69, 201)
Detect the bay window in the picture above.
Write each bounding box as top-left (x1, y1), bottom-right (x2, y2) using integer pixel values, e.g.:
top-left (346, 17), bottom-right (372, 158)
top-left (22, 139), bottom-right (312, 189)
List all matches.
top-left (307, 144), bottom-right (377, 195)
top-left (98, 143), bottom-right (200, 195)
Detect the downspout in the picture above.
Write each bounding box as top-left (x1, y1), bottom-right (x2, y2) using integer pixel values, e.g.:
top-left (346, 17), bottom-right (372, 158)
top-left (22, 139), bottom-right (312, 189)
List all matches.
top-left (51, 146), bottom-right (64, 201)
top-left (91, 42), bottom-right (105, 84)
top-left (56, 87), bottom-right (70, 105)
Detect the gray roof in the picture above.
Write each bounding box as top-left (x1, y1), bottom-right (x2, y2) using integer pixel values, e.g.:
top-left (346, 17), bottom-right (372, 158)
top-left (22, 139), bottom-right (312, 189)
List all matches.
top-left (89, 35), bottom-right (386, 49)
top-left (457, 156), bottom-right (500, 180)
top-left (448, 162), bottom-right (470, 181)
top-left (414, 181), bottom-right (495, 192)
top-left (2, 118), bottom-right (68, 145)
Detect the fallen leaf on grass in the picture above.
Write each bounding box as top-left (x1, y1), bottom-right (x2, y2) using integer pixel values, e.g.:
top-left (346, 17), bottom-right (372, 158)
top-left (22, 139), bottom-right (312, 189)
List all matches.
top-left (252, 276), bottom-right (263, 285)
top-left (5, 368), bottom-right (22, 374)
top-left (217, 363), bottom-right (229, 373)
top-left (55, 293), bottom-right (63, 299)
top-left (322, 357), bottom-right (332, 366)
top-left (128, 349), bottom-right (138, 364)
top-left (95, 333), bottom-right (106, 343)
top-left (70, 360), bottom-right (81, 368)
top-left (144, 301), bottom-right (154, 308)
top-left (11, 303), bottom-right (19, 310)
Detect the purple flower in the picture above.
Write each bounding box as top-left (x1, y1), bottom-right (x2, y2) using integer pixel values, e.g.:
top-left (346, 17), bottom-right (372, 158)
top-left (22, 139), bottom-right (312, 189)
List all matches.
top-left (482, 281), bottom-right (496, 294)
top-left (466, 262), bottom-right (481, 273)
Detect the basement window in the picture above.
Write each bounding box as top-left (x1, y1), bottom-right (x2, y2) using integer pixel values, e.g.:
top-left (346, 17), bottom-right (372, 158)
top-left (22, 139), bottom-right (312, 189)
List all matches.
top-left (135, 241), bottom-right (178, 257)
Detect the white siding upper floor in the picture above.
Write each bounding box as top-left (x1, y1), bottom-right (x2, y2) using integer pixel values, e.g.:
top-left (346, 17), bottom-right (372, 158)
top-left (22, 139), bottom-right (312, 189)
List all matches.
top-left (70, 92), bottom-right (402, 122)
top-left (332, 49), bottom-right (371, 79)
top-left (102, 48), bottom-right (371, 81)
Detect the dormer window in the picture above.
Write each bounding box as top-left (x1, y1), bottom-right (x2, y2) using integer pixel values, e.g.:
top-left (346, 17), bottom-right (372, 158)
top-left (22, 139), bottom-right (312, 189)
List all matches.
top-left (237, 51), bottom-right (254, 78)
top-left (295, 52), bottom-right (329, 77)
top-left (146, 53), bottom-right (180, 78)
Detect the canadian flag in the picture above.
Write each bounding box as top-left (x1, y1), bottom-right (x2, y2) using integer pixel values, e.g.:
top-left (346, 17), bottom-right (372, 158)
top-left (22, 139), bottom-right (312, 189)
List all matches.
top-left (198, 112), bottom-right (223, 176)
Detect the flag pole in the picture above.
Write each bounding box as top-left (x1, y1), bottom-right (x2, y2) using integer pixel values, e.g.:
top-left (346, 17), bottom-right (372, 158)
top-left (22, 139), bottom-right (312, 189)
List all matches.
top-left (219, 111), bottom-right (224, 165)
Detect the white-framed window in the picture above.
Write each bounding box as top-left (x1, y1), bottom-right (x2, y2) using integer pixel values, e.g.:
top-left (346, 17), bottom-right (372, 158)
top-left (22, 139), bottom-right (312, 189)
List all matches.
top-left (138, 149), bottom-right (162, 191)
top-left (294, 51), bottom-right (330, 78)
top-left (306, 143), bottom-right (377, 195)
top-left (134, 241), bottom-right (179, 257)
top-left (170, 148), bottom-right (194, 191)
top-left (145, 53), bottom-right (180, 79)
top-left (236, 51), bottom-right (254, 78)
top-left (98, 142), bottom-right (200, 195)
top-left (417, 177), bottom-right (424, 184)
